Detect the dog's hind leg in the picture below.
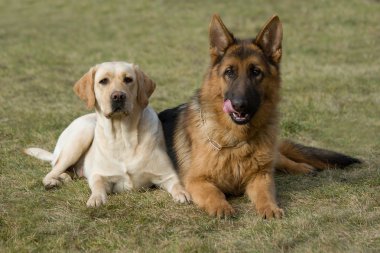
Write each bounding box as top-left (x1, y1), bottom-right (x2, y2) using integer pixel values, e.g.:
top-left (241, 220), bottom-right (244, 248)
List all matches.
top-left (275, 153), bottom-right (315, 174)
top-left (43, 134), bottom-right (92, 189)
top-left (43, 114), bottom-right (95, 189)
top-left (278, 139), bottom-right (361, 170)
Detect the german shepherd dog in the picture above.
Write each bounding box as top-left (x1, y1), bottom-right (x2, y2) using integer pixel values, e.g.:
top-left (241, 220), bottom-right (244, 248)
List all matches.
top-left (159, 15), bottom-right (360, 218)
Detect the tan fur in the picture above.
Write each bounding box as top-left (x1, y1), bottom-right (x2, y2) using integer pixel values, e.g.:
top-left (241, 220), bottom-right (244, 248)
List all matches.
top-left (276, 153), bottom-right (314, 174)
top-left (135, 65), bottom-right (156, 108)
top-left (255, 15), bottom-right (283, 64)
top-left (160, 14), bottom-right (360, 218)
top-left (278, 140), bottom-right (332, 171)
top-left (73, 67), bottom-right (97, 109)
top-left (173, 15), bottom-right (284, 218)
top-left (168, 14), bottom-right (361, 218)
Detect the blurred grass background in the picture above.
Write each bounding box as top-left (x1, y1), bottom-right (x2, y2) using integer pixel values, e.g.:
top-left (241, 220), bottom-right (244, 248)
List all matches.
top-left (0, 0), bottom-right (379, 252)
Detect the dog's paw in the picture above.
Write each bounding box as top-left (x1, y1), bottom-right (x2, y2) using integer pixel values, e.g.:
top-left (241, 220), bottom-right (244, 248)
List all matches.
top-left (298, 163), bottom-right (316, 174)
top-left (171, 184), bottom-right (191, 204)
top-left (257, 204), bottom-right (284, 219)
top-left (205, 200), bottom-right (236, 218)
top-left (86, 194), bottom-right (107, 208)
top-left (58, 173), bottom-right (73, 183)
top-left (43, 176), bottom-right (62, 189)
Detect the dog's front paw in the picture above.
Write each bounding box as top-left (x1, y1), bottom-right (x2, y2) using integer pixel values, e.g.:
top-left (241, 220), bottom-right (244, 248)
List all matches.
top-left (205, 200), bottom-right (235, 218)
top-left (43, 176), bottom-right (62, 189)
top-left (86, 193), bottom-right (107, 208)
top-left (171, 184), bottom-right (191, 204)
top-left (257, 204), bottom-right (284, 219)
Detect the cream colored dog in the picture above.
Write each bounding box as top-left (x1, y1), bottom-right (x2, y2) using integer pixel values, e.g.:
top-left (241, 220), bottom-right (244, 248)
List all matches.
top-left (26, 62), bottom-right (190, 207)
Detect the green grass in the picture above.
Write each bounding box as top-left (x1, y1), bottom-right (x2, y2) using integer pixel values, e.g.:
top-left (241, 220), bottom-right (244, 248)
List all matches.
top-left (1, 0), bottom-right (379, 252)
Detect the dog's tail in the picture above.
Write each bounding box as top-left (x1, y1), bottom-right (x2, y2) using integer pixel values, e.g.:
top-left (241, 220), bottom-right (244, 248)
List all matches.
top-left (279, 139), bottom-right (361, 170)
top-left (24, 148), bottom-right (54, 162)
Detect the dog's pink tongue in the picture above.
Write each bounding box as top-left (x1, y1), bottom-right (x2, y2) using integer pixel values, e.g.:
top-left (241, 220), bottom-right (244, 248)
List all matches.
top-left (223, 99), bottom-right (238, 114)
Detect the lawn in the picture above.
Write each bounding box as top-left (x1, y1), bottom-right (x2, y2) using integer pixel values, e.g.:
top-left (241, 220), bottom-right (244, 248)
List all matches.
top-left (1, 0), bottom-right (379, 252)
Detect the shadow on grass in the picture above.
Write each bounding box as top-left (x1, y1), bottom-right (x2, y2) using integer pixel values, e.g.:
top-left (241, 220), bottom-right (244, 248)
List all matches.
top-left (274, 162), bottom-right (370, 208)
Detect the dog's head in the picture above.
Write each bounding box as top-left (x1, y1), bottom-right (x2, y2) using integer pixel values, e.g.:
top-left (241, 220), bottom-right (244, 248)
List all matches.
top-left (73, 62), bottom-right (156, 118)
top-left (208, 15), bottom-right (282, 125)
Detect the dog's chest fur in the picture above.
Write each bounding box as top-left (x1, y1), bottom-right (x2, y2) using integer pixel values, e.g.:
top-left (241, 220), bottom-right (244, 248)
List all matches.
top-left (84, 111), bottom-right (158, 189)
top-left (177, 99), bottom-right (275, 196)
top-left (205, 145), bottom-right (260, 195)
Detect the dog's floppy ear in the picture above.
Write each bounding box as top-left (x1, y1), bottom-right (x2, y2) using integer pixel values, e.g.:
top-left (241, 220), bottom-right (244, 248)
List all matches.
top-left (73, 66), bottom-right (97, 109)
top-left (255, 15), bottom-right (283, 64)
top-left (209, 14), bottom-right (235, 58)
top-left (134, 65), bottom-right (156, 108)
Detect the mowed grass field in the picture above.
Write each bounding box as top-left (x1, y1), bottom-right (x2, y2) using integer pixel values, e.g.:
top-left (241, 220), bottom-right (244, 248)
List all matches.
top-left (1, 0), bottom-right (379, 252)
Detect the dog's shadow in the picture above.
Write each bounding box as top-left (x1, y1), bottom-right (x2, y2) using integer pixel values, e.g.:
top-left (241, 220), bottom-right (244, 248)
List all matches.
top-left (274, 164), bottom-right (366, 209)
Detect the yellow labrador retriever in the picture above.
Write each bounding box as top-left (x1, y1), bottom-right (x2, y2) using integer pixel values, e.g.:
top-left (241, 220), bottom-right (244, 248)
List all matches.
top-left (26, 62), bottom-right (190, 207)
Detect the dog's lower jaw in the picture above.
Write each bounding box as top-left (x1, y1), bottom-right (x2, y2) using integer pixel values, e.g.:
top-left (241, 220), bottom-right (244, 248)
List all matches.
top-left (229, 112), bottom-right (252, 125)
top-left (105, 111), bottom-right (129, 119)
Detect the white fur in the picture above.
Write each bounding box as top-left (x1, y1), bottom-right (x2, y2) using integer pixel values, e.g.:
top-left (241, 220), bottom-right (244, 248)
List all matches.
top-left (25, 62), bottom-right (190, 207)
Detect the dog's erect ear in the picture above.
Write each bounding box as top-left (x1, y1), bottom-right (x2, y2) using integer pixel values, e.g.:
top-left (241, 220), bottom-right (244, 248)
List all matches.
top-left (134, 65), bottom-right (156, 108)
top-left (73, 66), bottom-right (97, 109)
top-left (255, 15), bottom-right (283, 64)
top-left (209, 14), bottom-right (235, 57)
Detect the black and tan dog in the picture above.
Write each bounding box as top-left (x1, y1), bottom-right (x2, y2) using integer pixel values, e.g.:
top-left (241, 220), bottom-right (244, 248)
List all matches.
top-left (159, 15), bottom-right (360, 218)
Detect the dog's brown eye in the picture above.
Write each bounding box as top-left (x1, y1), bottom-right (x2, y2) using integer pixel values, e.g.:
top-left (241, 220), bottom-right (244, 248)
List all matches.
top-left (99, 78), bottom-right (109, 85)
top-left (124, 76), bottom-right (133, 84)
top-left (251, 66), bottom-right (262, 77)
top-left (224, 68), bottom-right (235, 79)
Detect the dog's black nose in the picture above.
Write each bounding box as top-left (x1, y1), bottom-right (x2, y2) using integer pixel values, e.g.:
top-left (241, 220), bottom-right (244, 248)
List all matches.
top-left (111, 91), bottom-right (126, 102)
top-left (231, 98), bottom-right (247, 112)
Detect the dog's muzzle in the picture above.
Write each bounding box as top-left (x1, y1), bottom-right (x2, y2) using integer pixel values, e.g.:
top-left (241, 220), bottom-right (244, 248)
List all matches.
top-left (111, 91), bottom-right (126, 112)
top-left (223, 99), bottom-right (251, 124)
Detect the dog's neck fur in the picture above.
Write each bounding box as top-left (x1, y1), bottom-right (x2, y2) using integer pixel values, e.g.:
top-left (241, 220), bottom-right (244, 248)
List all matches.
top-left (94, 106), bottom-right (143, 151)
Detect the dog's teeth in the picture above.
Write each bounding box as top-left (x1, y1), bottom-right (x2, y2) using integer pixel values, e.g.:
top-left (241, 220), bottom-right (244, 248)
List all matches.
top-left (231, 112), bottom-right (250, 122)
